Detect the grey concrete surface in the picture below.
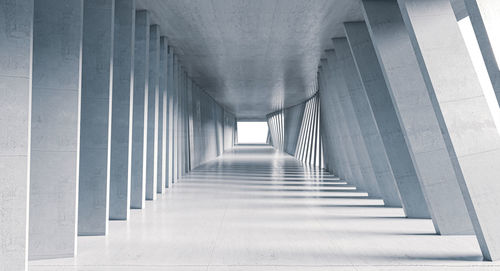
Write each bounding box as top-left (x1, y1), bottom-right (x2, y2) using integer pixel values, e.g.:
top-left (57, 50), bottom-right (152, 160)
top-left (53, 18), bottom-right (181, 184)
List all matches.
top-left (0, 0), bottom-right (32, 269)
top-left (145, 24), bottom-right (159, 201)
top-left (166, 46), bottom-right (174, 187)
top-left (109, 0), bottom-right (135, 220)
top-left (158, 36), bottom-right (168, 193)
top-left (318, 61), bottom-right (347, 180)
top-left (361, 0), bottom-right (474, 235)
top-left (223, 111), bottom-right (236, 151)
top-left (78, 0), bottom-right (114, 236)
top-left (29, 0), bottom-right (83, 260)
top-left (332, 38), bottom-right (383, 199)
top-left (134, 0), bottom-right (364, 118)
top-left (334, 37), bottom-right (429, 217)
top-left (399, 0), bottom-right (500, 260)
top-left (324, 50), bottom-right (364, 191)
top-left (465, 0), bottom-right (500, 102)
top-left (337, 30), bottom-right (403, 208)
top-left (171, 55), bottom-right (179, 182)
top-left (283, 103), bottom-right (306, 156)
top-left (130, 10), bottom-right (149, 209)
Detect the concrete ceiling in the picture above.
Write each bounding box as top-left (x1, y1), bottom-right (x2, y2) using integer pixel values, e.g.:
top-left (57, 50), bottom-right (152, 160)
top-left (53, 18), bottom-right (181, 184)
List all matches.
top-left (136, 0), bottom-right (363, 118)
top-left (136, 0), bottom-right (467, 119)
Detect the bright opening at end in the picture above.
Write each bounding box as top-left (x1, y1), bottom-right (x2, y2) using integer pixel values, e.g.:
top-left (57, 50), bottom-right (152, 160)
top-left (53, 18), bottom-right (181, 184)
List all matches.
top-left (237, 121), bottom-right (269, 144)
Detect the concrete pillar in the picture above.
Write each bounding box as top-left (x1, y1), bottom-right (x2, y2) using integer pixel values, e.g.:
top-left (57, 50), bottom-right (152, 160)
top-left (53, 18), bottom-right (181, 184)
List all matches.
top-left (78, 0), bottom-right (114, 236)
top-left (399, 0), bottom-right (500, 260)
top-left (465, 0), bottom-right (500, 101)
top-left (172, 55), bottom-right (179, 182)
top-left (166, 46), bottom-right (174, 187)
top-left (333, 37), bottom-right (404, 207)
top-left (332, 38), bottom-right (387, 199)
top-left (109, 0), bottom-right (135, 220)
top-left (335, 37), bottom-right (429, 217)
top-left (145, 24), bottom-right (159, 200)
top-left (0, 0), bottom-right (32, 269)
top-left (29, 0), bottom-right (83, 259)
top-left (361, 0), bottom-right (474, 234)
top-left (323, 52), bottom-right (359, 188)
top-left (318, 63), bottom-right (345, 178)
top-left (158, 36), bottom-right (168, 193)
top-left (130, 10), bottom-right (149, 209)
top-left (324, 49), bottom-right (377, 195)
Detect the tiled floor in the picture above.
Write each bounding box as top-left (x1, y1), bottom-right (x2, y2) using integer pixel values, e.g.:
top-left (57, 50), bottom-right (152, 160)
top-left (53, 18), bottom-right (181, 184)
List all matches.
top-left (29, 146), bottom-right (500, 270)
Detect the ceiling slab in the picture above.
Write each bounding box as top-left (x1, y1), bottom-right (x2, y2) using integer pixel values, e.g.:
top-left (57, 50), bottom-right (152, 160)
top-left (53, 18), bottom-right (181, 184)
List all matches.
top-left (137, 0), bottom-right (363, 118)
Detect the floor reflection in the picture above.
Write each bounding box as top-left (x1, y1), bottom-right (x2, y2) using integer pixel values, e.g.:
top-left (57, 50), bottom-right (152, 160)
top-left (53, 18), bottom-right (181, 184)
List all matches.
top-left (29, 145), bottom-right (498, 270)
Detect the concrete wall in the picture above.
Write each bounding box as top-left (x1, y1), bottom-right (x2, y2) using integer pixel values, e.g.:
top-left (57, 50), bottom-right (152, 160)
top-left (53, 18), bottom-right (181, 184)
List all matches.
top-left (0, 0), bottom-right (33, 269)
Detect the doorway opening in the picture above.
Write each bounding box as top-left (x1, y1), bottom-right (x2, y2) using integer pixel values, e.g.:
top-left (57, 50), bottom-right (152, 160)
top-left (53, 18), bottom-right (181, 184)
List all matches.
top-left (237, 121), bottom-right (269, 144)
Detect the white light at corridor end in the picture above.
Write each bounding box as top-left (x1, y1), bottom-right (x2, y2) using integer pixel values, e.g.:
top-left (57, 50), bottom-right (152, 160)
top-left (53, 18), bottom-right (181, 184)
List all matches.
top-left (237, 121), bottom-right (269, 144)
top-left (459, 16), bottom-right (500, 136)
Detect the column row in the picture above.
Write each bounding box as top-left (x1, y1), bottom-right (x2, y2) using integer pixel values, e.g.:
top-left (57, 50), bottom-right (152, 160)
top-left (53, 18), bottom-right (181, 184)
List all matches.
top-left (318, 0), bottom-right (500, 261)
top-left (0, 0), bottom-right (237, 269)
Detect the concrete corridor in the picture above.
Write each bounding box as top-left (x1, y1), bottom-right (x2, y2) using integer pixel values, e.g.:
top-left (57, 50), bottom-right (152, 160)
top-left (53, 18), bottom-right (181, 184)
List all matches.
top-left (29, 146), bottom-right (499, 271)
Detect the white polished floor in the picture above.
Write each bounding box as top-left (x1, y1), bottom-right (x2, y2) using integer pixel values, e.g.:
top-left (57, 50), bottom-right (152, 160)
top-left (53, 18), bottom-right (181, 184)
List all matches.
top-left (30, 146), bottom-right (500, 270)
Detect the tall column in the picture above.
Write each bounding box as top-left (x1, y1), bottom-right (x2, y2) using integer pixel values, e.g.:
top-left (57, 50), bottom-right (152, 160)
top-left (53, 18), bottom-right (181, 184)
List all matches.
top-left (109, 0), bottom-right (135, 220)
top-left (158, 36), bottom-right (168, 193)
top-left (465, 0), bottom-right (500, 101)
top-left (318, 63), bottom-right (347, 179)
top-left (78, 0), bottom-right (114, 236)
top-left (146, 24), bottom-right (159, 200)
top-left (332, 37), bottom-right (403, 207)
top-left (166, 46), bottom-right (174, 188)
top-left (130, 10), bottom-right (149, 209)
top-left (324, 47), bottom-right (380, 196)
top-left (399, 0), bottom-right (500, 260)
top-left (332, 38), bottom-right (386, 200)
top-left (361, 0), bottom-right (474, 234)
top-left (322, 53), bottom-right (359, 189)
top-left (172, 55), bottom-right (179, 183)
top-left (29, 0), bottom-right (83, 259)
top-left (335, 36), bottom-right (430, 218)
top-left (0, 0), bottom-right (32, 269)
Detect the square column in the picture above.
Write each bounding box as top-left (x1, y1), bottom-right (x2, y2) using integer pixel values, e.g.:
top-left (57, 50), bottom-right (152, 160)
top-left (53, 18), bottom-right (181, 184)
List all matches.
top-left (399, 0), bottom-right (500, 260)
top-left (361, 0), bottom-right (474, 234)
top-left (465, 0), bottom-right (500, 101)
top-left (0, 0), bottom-right (33, 269)
top-left (146, 24), bottom-right (160, 200)
top-left (78, 0), bottom-right (114, 236)
top-left (172, 55), bottom-right (179, 183)
top-left (335, 36), bottom-right (430, 218)
top-left (331, 37), bottom-right (403, 207)
top-left (109, 0), bottom-right (135, 220)
top-left (29, 0), bottom-right (83, 259)
top-left (130, 10), bottom-right (149, 209)
top-left (325, 47), bottom-right (381, 197)
top-left (166, 46), bottom-right (174, 188)
top-left (158, 36), bottom-right (168, 193)
top-left (323, 52), bottom-right (363, 190)
top-left (318, 62), bottom-right (348, 180)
